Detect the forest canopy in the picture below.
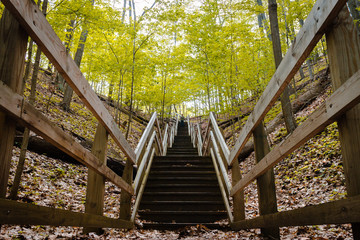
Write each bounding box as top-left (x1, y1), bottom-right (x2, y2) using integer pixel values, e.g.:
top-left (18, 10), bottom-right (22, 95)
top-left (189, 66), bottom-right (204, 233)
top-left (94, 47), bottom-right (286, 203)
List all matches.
top-left (0, 0), bottom-right (321, 117)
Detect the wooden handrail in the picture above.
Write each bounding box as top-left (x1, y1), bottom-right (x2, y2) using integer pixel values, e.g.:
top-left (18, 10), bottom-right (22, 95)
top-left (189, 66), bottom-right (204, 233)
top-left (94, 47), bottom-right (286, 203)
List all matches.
top-left (227, 0), bottom-right (347, 166)
top-left (2, 0), bottom-right (137, 164)
top-left (231, 69), bottom-right (360, 196)
top-left (209, 112), bottom-right (230, 160)
top-left (0, 82), bottom-right (134, 195)
top-left (133, 131), bottom-right (156, 194)
top-left (210, 148), bottom-right (234, 223)
top-left (210, 131), bottom-right (231, 195)
top-left (135, 112), bottom-right (157, 164)
top-left (196, 123), bottom-right (203, 156)
top-left (131, 148), bottom-right (156, 222)
top-left (162, 124), bottom-right (169, 156)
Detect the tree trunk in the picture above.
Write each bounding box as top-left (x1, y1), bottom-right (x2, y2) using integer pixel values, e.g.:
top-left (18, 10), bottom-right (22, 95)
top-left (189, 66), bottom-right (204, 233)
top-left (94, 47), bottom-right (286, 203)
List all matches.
top-left (268, 0), bottom-right (297, 134)
top-left (61, 5), bottom-right (93, 112)
top-left (55, 19), bottom-right (75, 91)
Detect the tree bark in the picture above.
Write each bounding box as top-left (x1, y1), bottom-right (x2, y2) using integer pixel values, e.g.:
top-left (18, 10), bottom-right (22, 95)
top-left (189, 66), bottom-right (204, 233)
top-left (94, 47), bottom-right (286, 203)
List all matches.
top-left (268, 0), bottom-right (297, 134)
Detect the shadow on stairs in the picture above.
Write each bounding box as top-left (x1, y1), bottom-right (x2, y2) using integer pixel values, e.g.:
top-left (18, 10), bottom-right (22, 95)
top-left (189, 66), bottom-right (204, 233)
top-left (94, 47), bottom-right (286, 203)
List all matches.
top-left (137, 123), bottom-right (228, 230)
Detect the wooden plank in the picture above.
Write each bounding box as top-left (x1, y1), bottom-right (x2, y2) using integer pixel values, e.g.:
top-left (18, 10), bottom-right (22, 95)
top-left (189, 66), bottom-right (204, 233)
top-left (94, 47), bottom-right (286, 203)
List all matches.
top-left (228, 0), bottom-right (347, 166)
top-left (162, 124), bottom-right (168, 156)
top-left (210, 113), bottom-right (230, 160)
top-left (231, 157), bottom-right (245, 222)
top-left (326, 7), bottom-right (360, 238)
top-left (231, 69), bottom-right (360, 197)
top-left (119, 160), bottom-right (133, 221)
top-left (84, 124), bottom-right (108, 234)
top-left (0, 198), bottom-right (133, 229)
top-left (0, 8), bottom-right (28, 198)
top-left (2, 0), bottom-right (136, 164)
top-left (210, 148), bottom-right (233, 223)
top-left (155, 117), bottom-right (163, 154)
top-left (230, 195), bottom-right (360, 230)
top-left (131, 148), bottom-right (155, 222)
top-left (253, 123), bottom-right (279, 238)
top-left (134, 132), bottom-right (156, 194)
top-left (135, 112), bottom-right (156, 164)
top-left (0, 82), bottom-right (134, 195)
top-left (210, 131), bottom-right (231, 194)
top-left (196, 123), bottom-right (203, 156)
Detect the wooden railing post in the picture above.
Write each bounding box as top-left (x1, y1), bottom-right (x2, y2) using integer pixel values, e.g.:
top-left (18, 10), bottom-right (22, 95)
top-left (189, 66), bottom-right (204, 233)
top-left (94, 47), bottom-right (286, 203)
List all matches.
top-left (253, 123), bottom-right (279, 239)
top-left (232, 158), bottom-right (245, 222)
top-left (0, 9), bottom-right (28, 198)
top-left (119, 159), bottom-right (133, 222)
top-left (326, 7), bottom-right (360, 239)
top-left (84, 124), bottom-right (108, 234)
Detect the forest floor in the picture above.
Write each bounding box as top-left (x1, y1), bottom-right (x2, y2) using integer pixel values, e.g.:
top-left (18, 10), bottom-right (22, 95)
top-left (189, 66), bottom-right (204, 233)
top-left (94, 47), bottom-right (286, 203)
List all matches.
top-left (0, 59), bottom-right (354, 239)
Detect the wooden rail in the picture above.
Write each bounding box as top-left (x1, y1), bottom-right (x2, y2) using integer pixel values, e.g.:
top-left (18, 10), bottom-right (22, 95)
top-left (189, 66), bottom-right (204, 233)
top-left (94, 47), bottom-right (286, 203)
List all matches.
top-left (2, 0), bottom-right (136, 164)
top-left (194, 0), bottom-right (360, 236)
top-left (228, 0), bottom-right (347, 166)
top-left (0, 81), bottom-right (133, 195)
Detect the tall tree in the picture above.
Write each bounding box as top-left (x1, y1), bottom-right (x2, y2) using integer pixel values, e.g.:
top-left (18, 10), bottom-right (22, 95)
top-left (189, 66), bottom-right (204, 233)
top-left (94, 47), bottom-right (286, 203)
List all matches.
top-left (268, 0), bottom-right (297, 133)
top-left (61, 0), bottom-right (95, 111)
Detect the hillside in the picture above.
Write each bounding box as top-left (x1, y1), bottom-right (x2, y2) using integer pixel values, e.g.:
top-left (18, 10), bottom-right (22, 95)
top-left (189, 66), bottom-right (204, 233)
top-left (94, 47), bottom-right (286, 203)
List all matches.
top-left (0, 59), bottom-right (353, 239)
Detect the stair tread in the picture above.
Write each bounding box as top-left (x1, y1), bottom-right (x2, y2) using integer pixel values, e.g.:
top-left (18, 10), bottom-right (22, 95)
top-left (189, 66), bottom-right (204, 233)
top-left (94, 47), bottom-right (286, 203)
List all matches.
top-left (138, 210), bottom-right (226, 214)
top-left (141, 200), bottom-right (224, 204)
top-left (140, 223), bottom-right (229, 230)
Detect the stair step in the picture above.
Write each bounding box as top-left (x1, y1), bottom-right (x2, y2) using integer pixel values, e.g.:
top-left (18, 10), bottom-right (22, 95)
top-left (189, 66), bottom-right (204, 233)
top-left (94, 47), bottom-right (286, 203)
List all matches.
top-left (140, 223), bottom-right (229, 230)
top-left (151, 166), bottom-right (214, 171)
top-left (142, 192), bottom-right (223, 201)
top-left (150, 171), bottom-right (216, 177)
top-left (140, 200), bottom-right (225, 211)
top-left (138, 210), bottom-right (227, 223)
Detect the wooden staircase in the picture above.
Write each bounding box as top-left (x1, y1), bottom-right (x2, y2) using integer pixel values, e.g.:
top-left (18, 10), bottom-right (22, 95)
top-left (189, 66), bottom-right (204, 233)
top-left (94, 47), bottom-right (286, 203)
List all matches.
top-left (138, 123), bottom-right (227, 229)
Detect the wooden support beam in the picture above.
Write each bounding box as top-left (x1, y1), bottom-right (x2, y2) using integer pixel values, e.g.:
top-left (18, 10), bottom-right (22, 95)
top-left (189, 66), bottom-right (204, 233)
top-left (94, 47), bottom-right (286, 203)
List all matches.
top-left (230, 69), bottom-right (360, 197)
top-left (228, 0), bottom-right (347, 166)
top-left (230, 195), bottom-right (360, 230)
top-left (119, 160), bottom-right (133, 221)
top-left (326, 7), bottom-right (360, 239)
top-left (1, 0), bottom-right (136, 164)
top-left (253, 123), bottom-right (279, 239)
top-left (0, 198), bottom-right (133, 229)
top-left (232, 158), bottom-right (245, 222)
top-left (84, 124), bottom-right (108, 234)
top-left (0, 8), bottom-right (28, 198)
top-left (0, 82), bottom-right (134, 195)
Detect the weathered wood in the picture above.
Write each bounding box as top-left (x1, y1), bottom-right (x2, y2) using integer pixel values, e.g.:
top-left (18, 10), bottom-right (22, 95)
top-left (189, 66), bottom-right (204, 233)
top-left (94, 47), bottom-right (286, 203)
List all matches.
top-left (0, 198), bottom-right (133, 229)
top-left (230, 69), bottom-right (360, 197)
top-left (228, 0), bottom-right (347, 166)
top-left (210, 131), bottom-right (231, 194)
top-left (196, 123), bottom-right (203, 156)
top-left (84, 124), bottom-right (108, 234)
top-left (210, 113), bottom-right (230, 160)
top-left (0, 82), bottom-right (134, 195)
top-left (210, 148), bottom-right (234, 223)
top-left (2, 0), bottom-right (136, 164)
top-left (155, 117), bottom-right (163, 154)
top-left (162, 124), bottom-right (169, 156)
top-left (326, 7), bottom-right (360, 238)
top-left (230, 195), bottom-right (360, 230)
top-left (0, 8), bottom-right (28, 198)
top-left (231, 157), bottom-right (245, 222)
top-left (134, 132), bottom-right (156, 194)
top-left (131, 148), bottom-right (155, 222)
top-left (119, 159), bottom-right (133, 221)
top-left (253, 123), bottom-right (279, 239)
top-left (135, 112), bottom-right (156, 164)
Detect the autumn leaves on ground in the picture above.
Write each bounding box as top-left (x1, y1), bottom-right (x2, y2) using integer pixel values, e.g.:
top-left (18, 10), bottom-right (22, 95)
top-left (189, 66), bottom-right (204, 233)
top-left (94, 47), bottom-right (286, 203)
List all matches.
top-left (0, 59), bottom-right (352, 239)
